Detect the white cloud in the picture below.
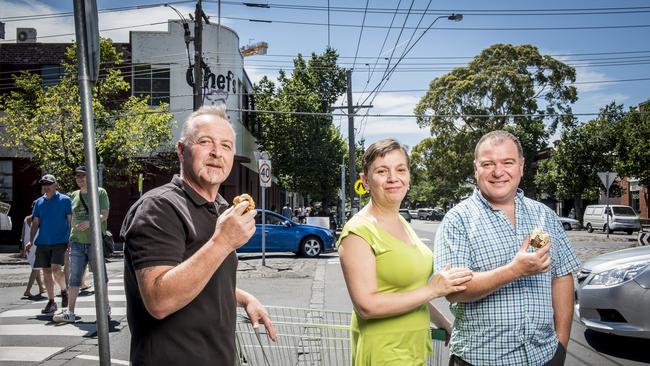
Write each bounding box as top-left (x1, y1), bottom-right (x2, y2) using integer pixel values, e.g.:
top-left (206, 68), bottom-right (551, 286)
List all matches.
top-left (244, 65), bottom-right (278, 85)
top-left (353, 93), bottom-right (429, 148)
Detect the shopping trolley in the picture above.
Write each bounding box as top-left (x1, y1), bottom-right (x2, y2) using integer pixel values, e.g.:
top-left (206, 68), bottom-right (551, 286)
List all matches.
top-left (235, 306), bottom-right (448, 366)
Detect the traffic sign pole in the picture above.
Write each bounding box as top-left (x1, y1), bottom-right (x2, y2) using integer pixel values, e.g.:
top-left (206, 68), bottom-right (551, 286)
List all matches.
top-left (258, 159), bottom-right (272, 266)
top-left (261, 186), bottom-right (266, 266)
top-left (598, 172), bottom-right (617, 239)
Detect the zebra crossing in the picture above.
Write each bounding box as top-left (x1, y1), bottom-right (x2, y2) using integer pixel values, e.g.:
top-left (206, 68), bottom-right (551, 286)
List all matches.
top-left (0, 273), bottom-right (126, 364)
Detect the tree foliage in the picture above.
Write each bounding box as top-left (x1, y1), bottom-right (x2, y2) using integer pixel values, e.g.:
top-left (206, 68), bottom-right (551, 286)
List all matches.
top-left (0, 38), bottom-right (174, 191)
top-left (408, 134), bottom-right (474, 208)
top-left (253, 48), bottom-right (347, 205)
top-left (613, 105), bottom-right (650, 187)
top-left (534, 102), bottom-right (622, 218)
top-left (413, 44), bottom-right (577, 197)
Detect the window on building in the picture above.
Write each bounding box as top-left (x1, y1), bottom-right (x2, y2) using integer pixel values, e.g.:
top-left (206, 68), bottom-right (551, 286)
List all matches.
top-left (630, 179), bottom-right (641, 213)
top-left (0, 160), bottom-right (12, 202)
top-left (41, 65), bottom-right (64, 87)
top-left (133, 64), bottom-right (170, 106)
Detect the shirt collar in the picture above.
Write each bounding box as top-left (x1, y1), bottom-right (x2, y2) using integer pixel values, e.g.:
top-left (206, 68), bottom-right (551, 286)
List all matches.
top-left (43, 191), bottom-right (60, 201)
top-left (171, 175), bottom-right (229, 214)
top-left (472, 187), bottom-right (525, 211)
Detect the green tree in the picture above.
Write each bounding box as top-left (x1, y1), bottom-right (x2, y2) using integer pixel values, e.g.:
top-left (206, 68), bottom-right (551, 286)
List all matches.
top-left (613, 105), bottom-right (650, 186)
top-left (0, 38), bottom-right (174, 191)
top-left (408, 134), bottom-right (474, 208)
top-left (253, 48), bottom-right (347, 206)
top-left (534, 103), bottom-right (622, 219)
top-left (414, 44), bottom-right (577, 196)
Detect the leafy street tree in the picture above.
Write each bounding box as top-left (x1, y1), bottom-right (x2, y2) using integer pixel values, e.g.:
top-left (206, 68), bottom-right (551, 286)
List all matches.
top-left (613, 105), bottom-right (650, 187)
top-left (0, 38), bottom-right (174, 191)
top-left (408, 134), bottom-right (473, 209)
top-left (534, 103), bottom-right (622, 219)
top-left (254, 48), bottom-right (347, 206)
top-left (414, 44), bottom-right (577, 198)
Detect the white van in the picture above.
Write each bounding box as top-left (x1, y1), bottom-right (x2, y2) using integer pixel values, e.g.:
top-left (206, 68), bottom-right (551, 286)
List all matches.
top-left (583, 205), bottom-right (641, 235)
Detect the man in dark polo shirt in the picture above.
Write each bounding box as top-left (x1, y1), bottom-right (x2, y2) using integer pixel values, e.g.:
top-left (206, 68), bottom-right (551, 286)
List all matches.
top-left (121, 104), bottom-right (276, 365)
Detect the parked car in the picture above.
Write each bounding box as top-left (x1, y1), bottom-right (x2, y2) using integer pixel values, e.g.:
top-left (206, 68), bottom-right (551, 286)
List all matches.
top-left (238, 210), bottom-right (335, 258)
top-left (408, 209), bottom-right (418, 217)
top-left (417, 208), bottom-right (444, 221)
top-left (399, 209), bottom-right (412, 223)
top-left (575, 245), bottom-right (650, 339)
top-left (557, 215), bottom-right (580, 230)
top-left (583, 204), bottom-right (641, 234)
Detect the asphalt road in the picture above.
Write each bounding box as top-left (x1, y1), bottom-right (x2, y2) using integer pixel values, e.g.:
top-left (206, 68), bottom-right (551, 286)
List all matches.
top-left (0, 220), bottom-right (647, 365)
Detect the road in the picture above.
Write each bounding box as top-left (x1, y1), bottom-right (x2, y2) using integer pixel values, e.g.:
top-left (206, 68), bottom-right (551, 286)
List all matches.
top-left (0, 220), bottom-right (647, 365)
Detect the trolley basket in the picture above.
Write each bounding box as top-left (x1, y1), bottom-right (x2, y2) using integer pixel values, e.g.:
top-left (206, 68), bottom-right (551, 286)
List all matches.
top-left (235, 306), bottom-right (447, 366)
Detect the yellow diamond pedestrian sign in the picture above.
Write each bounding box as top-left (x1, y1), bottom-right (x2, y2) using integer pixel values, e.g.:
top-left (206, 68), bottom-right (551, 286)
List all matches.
top-left (354, 179), bottom-right (367, 195)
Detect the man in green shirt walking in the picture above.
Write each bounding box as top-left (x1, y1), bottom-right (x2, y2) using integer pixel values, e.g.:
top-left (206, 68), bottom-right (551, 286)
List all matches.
top-left (53, 166), bottom-right (110, 323)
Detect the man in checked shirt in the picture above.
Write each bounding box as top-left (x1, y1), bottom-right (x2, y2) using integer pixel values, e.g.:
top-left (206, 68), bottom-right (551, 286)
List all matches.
top-left (434, 130), bottom-right (580, 366)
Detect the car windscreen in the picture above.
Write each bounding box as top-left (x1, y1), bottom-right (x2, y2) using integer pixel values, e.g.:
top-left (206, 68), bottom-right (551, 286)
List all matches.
top-left (612, 206), bottom-right (637, 216)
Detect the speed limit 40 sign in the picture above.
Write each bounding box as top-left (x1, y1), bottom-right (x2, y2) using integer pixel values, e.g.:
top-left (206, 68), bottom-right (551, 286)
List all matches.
top-left (259, 159), bottom-right (272, 187)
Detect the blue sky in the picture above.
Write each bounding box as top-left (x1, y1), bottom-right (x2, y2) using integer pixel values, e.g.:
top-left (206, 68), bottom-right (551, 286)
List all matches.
top-left (2, 0), bottom-right (649, 149)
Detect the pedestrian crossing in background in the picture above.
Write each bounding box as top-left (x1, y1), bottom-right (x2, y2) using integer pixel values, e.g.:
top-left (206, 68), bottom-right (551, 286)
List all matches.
top-left (0, 276), bottom-right (125, 364)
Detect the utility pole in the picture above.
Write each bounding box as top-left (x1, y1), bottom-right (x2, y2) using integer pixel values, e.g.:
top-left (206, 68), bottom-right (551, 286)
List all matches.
top-left (193, 0), bottom-right (204, 111)
top-left (331, 70), bottom-right (371, 219)
top-left (346, 69), bottom-right (356, 213)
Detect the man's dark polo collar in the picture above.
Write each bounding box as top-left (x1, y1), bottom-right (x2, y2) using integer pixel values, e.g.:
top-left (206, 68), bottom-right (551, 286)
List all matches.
top-left (171, 175), bottom-right (228, 214)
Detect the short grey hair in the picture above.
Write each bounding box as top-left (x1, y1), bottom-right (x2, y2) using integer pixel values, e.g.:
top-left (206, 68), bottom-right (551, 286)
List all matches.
top-left (179, 104), bottom-right (234, 144)
top-left (474, 130), bottom-right (524, 160)
top-left (361, 138), bottom-right (409, 175)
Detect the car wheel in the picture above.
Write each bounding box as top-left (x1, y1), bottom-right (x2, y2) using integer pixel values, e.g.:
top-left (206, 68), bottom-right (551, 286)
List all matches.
top-left (604, 224), bottom-right (613, 234)
top-left (562, 222), bottom-right (572, 231)
top-left (300, 236), bottom-right (322, 258)
top-left (586, 223), bottom-right (593, 233)
top-left (626, 230), bottom-right (633, 235)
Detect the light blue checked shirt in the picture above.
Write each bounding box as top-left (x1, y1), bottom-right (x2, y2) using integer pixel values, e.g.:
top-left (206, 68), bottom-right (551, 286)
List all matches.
top-left (434, 188), bottom-right (580, 366)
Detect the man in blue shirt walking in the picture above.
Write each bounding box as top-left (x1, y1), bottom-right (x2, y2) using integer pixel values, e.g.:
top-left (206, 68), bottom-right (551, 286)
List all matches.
top-left (25, 174), bottom-right (72, 315)
top-left (434, 130), bottom-right (580, 366)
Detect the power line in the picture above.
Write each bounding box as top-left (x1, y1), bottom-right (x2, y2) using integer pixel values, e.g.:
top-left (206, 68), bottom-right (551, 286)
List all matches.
top-left (0, 1), bottom-right (193, 22)
top-left (351, 0), bottom-right (370, 70)
top-left (211, 1), bottom-right (650, 17)
top-left (3, 16), bottom-right (649, 44)
top-left (4, 2), bottom-right (650, 23)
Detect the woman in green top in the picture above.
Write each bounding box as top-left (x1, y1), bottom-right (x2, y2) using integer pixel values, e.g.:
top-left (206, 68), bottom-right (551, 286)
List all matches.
top-left (338, 139), bottom-right (472, 366)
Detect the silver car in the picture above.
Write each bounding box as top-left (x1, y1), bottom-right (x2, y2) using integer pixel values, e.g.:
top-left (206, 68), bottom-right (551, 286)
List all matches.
top-left (575, 245), bottom-right (650, 339)
top-left (557, 216), bottom-right (580, 230)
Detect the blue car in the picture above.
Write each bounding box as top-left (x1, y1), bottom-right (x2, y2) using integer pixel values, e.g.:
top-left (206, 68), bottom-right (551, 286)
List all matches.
top-left (238, 210), bottom-right (336, 257)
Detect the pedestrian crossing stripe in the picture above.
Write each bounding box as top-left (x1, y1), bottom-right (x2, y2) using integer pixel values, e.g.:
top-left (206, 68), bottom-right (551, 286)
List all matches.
top-left (31, 294), bottom-right (126, 303)
top-left (76, 354), bottom-right (130, 365)
top-left (0, 307), bottom-right (126, 318)
top-left (0, 346), bottom-right (64, 362)
top-left (0, 323), bottom-right (95, 336)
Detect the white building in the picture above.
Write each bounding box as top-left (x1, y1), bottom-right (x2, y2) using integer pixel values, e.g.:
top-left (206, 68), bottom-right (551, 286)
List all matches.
top-left (130, 20), bottom-right (282, 205)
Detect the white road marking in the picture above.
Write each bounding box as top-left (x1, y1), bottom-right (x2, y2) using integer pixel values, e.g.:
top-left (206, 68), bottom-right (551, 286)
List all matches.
top-left (1, 307), bottom-right (125, 318)
top-left (32, 294), bottom-right (126, 303)
top-left (0, 346), bottom-right (63, 361)
top-left (76, 354), bottom-right (130, 365)
top-left (0, 323), bottom-right (95, 336)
